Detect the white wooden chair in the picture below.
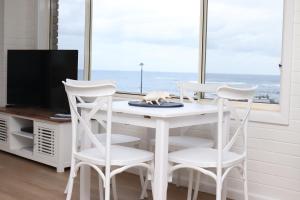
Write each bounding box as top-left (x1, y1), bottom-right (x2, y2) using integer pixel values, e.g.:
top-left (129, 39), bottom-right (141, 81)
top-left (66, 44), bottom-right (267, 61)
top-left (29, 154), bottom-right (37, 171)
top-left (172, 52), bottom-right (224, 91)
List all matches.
top-left (63, 79), bottom-right (146, 199)
top-left (169, 85), bottom-right (256, 200)
top-left (66, 79), bottom-right (141, 146)
top-left (176, 82), bottom-right (225, 199)
top-left (149, 82), bottom-right (222, 199)
top-left (170, 81), bottom-right (223, 149)
top-left (150, 82), bottom-right (222, 149)
top-left (63, 80), bottom-right (154, 200)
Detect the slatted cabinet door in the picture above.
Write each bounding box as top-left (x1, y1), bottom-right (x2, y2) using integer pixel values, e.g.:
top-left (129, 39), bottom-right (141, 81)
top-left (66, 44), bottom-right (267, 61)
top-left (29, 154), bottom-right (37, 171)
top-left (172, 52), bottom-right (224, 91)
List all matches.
top-left (33, 121), bottom-right (57, 163)
top-left (0, 114), bottom-right (8, 148)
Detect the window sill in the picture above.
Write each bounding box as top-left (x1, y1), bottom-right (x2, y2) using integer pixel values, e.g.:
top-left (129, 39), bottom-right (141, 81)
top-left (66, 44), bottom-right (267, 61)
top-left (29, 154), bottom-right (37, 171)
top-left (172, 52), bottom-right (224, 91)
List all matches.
top-left (228, 101), bottom-right (288, 125)
top-left (198, 99), bottom-right (288, 125)
top-left (114, 92), bottom-right (144, 100)
top-left (248, 109), bottom-right (288, 125)
top-left (114, 93), bottom-right (289, 126)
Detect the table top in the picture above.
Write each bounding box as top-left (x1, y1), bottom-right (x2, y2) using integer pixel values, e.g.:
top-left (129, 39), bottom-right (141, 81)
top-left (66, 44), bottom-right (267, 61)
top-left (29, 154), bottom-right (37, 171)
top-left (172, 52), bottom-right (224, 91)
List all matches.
top-left (113, 101), bottom-right (220, 118)
top-left (79, 100), bottom-right (227, 118)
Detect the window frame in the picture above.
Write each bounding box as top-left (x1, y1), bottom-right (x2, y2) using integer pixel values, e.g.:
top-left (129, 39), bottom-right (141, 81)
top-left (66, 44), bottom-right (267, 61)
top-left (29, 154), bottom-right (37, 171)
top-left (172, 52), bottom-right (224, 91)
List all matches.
top-left (245, 0), bottom-right (294, 125)
top-left (48, 0), bottom-right (295, 125)
top-left (198, 0), bottom-right (294, 125)
top-left (274, 0), bottom-right (295, 125)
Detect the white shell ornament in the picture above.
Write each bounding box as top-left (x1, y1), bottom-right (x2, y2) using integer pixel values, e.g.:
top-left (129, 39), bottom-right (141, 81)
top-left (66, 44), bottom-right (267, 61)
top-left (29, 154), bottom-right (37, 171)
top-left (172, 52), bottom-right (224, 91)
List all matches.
top-left (142, 91), bottom-right (170, 105)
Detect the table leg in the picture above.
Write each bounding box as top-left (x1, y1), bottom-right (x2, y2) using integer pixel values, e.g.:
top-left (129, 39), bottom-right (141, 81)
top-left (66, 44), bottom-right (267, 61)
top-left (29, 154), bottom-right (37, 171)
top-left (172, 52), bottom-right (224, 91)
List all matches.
top-left (153, 119), bottom-right (169, 200)
top-left (222, 112), bottom-right (230, 200)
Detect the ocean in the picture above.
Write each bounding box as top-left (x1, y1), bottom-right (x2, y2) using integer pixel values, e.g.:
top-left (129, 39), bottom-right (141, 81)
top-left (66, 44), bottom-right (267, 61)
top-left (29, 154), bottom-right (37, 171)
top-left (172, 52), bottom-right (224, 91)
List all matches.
top-left (85, 70), bottom-right (280, 104)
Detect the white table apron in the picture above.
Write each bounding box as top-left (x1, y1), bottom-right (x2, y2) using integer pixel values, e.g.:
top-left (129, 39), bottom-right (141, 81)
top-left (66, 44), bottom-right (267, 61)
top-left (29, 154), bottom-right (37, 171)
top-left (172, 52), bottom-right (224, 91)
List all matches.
top-left (79, 101), bottom-right (230, 200)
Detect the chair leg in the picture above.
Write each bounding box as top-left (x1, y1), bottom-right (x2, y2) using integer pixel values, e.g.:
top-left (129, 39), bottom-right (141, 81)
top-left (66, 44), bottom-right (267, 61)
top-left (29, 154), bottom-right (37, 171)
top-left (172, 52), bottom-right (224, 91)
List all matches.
top-left (66, 157), bottom-right (76, 200)
top-left (216, 177), bottom-right (222, 200)
top-left (192, 172), bottom-right (201, 200)
top-left (187, 170), bottom-right (194, 200)
top-left (176, 170), bottom-right (182, 187)
top-left (105, 177), bottom-right (111, 200)
top-left (139, 168), bottom-right (145, 187)
top-left (66, 161), bottom-right (76, 200)
top-left (141, 161), bottom-right (155, 199)
top-left (112, 176), bottom-right (118, 200)
top-left (140, 179), bottom-right (149, 199)
top-left (137, 141), bottom-right (149, 198)
top-left (99, 177), bottom-right (104, 200)
top-left (64, 177), bottom-right (70, 194)
top-left (66, 176), bottom-right (75, 200)
top-left (139, 168), bottom-right (148, 198)
top-left (243, 161), bottom-right (248, 200)
top-left (172, 146), bottom-right (182, 187)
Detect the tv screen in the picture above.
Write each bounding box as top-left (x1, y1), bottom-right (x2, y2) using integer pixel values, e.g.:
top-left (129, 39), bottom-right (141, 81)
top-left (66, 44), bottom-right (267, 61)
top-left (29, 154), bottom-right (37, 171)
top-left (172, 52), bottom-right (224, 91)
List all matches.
top-left (7, 50), bottom-right (78, 113)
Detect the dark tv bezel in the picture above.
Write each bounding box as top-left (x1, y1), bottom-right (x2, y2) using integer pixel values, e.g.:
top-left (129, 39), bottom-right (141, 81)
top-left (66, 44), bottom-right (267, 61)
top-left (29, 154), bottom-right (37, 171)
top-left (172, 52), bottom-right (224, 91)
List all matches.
top-left (6, 49), bottom-right (78, 113)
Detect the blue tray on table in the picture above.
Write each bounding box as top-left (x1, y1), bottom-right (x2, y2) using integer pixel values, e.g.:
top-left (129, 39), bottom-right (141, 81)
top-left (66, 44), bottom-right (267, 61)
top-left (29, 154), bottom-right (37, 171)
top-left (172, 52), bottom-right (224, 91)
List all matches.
top-left (128, 101), bottom-right (184, 108)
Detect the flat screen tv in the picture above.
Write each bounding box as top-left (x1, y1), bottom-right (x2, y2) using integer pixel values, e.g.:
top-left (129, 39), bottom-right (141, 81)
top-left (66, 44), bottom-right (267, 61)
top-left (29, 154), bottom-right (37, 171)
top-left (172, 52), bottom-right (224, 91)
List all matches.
top-left (7, 50), bottom-right (78, 113)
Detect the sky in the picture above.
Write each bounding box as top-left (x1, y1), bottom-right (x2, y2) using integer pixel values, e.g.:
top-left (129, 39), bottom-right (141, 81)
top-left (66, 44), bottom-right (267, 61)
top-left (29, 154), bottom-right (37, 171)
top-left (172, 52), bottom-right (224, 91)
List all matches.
top-left (58, 0), bottom-right (283, 75)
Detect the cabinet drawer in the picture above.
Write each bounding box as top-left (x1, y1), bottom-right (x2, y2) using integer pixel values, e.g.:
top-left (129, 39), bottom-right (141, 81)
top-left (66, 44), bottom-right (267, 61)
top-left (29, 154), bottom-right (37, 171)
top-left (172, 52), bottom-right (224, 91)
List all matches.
top-left (0, 116), bottom-right (8, 144)
top-left (34, 122), bottom-right (57, 159)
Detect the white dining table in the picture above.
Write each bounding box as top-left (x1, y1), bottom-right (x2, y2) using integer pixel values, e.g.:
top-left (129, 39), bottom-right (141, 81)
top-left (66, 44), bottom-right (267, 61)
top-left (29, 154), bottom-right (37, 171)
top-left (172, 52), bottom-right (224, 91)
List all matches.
top-left (79, 100), bottom-right (230, 200)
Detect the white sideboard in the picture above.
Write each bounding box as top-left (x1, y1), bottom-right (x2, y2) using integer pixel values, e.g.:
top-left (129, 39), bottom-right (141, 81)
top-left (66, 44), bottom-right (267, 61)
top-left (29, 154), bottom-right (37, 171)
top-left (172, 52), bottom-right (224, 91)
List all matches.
top-left (0, 107), bottom-right (71, 172)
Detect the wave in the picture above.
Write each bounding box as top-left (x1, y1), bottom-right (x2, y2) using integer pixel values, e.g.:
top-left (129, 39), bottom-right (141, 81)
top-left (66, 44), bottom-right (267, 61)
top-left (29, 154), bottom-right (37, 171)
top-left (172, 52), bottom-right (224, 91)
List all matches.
top-left (154, 77), bottom-right (178, 80)
top-left (206, 81), bottom-right (246, 85)
top-left (90, 70), bottom-right (280, 103)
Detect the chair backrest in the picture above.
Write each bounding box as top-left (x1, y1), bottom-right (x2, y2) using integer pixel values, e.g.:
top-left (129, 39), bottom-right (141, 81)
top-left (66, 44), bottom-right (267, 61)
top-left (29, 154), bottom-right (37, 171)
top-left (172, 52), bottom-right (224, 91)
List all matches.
top-left (66, 79), bottom-right (116, 104)
top-left (216, 85), bottom-right (256, 166)
top-left (66, 78), bottom-right (116, 86)
top-left (177, 81), bottom-right (223, 103)
top-left (63, 79), bottom-right (116, 159)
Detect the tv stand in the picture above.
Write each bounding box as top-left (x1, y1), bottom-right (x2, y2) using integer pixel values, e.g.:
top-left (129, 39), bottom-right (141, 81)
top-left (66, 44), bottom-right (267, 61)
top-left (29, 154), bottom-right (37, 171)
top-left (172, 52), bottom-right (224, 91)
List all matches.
top-left (0, 107), bottom-right (71, 172)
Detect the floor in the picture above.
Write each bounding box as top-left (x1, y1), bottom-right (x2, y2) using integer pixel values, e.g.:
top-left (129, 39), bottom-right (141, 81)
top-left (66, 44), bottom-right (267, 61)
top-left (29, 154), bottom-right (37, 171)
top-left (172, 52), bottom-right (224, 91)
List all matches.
top-left (0, 151), bottom-right (215, 200)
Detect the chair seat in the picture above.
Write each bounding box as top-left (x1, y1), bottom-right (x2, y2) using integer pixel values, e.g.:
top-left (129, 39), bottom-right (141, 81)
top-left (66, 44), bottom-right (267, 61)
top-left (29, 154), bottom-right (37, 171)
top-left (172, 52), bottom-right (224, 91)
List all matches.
top-left (75, 145), bottom-right (154, 166)
top-left (168, 136), bottom-right (214, 148)
top-left (169, 147), bottom-right (245, 168)
top-left (150, 136), bottom-right (214, 149)
top-left (96, 133), bottom-right (140, 145)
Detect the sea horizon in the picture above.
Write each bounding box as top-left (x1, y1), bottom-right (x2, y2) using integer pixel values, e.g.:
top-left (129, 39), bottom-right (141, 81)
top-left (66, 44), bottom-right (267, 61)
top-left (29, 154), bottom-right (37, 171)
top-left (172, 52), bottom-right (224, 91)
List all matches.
top-left (78, 69), bottom-right (280, 104)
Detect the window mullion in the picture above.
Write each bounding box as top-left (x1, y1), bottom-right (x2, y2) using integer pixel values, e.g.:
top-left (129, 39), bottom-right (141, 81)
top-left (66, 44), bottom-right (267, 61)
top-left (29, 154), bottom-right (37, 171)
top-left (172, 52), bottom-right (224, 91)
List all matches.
top-left (49, 0), bottom-right (58, 50)
top-left (198, 0), bottom-right (208, 85)
top-left (84, 0), bottom-right (93, 80)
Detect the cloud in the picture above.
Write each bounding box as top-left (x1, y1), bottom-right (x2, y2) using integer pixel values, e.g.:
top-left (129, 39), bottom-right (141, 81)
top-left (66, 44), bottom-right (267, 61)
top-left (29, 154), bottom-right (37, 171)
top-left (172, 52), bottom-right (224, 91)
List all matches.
top-left (91, 38), bottom-right (199, 72)
top-left (57, 0), bottom-right (85, 35)
top-left (206, 0), bottom-right (283, 58)
top-left (57, 0), bottom-right (283, 75)
top-left (91, 0), bottom-right (200, 48)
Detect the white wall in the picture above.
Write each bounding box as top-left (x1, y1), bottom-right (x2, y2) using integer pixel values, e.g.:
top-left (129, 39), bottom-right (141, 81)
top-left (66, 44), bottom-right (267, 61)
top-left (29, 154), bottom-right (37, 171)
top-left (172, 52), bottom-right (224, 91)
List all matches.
top-left (36, 0), bottom-right (50, 49)
top-left (0, 0), bottom-right (37, 107)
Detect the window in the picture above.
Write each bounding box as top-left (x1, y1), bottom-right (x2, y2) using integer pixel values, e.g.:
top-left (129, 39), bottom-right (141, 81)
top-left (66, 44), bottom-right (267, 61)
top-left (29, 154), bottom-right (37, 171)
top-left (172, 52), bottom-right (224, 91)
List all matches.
top-left (53, 0), bottom-right (86, 79)
top-left (52, 0), bottom-right (284, 103)
top-left (52, 0), bottom-right (295, 119)
top-left (205, 0), bottom-right (283, 104)
top-left (90, 0), bottom-right (200, 94)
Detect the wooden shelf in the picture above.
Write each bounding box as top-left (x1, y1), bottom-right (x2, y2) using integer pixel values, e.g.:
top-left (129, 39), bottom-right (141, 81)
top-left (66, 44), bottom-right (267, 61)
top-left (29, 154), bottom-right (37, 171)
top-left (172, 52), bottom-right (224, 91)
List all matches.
top-left (20, 146), bottom-right (33, 155)
top-left (11, 131), bottom-right (33, 139)
top-left (0, 107), bottom-right (70, 123)
top-left (0, 109), bottom-right (72, 172)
